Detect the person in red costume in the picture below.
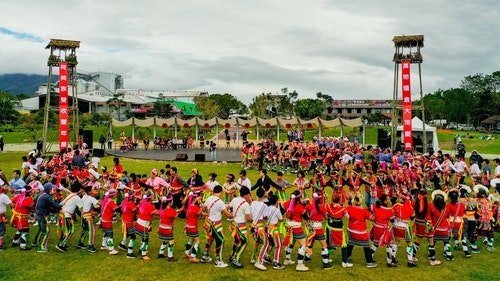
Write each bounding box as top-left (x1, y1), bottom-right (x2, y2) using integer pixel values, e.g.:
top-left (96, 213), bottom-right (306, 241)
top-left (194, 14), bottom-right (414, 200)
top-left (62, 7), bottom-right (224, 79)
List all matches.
top-left (429, 190), bottom-right (453, 261)
top-left (118, 193), bottom-right (137, 252)
top-left (413, 189), bottom-right (442, 266)
top-left (100, 189), bottom-right (119, 255)
top-left (346, 194), bottom-right (377, 268)
top-left (282, 190), bottom-right (311, 272)
top-left (128, 192), bottom-right (158, 260)
top-left (370, 194), bottom-right (397, 267)
top-left (183, 192), bottom-right (203, 263)
top-left (392, 193), bottom-right (417, 267)
top-left (446, 189), bottom-right (470, 257)
top-left (326, 195), bottom-right (350, 267)
top-left (305, 192), bottom-right (333, 270)
top-left (11, 186), bottom-right (34, 250)
top-left (157, 195), bottom-right (178, 261)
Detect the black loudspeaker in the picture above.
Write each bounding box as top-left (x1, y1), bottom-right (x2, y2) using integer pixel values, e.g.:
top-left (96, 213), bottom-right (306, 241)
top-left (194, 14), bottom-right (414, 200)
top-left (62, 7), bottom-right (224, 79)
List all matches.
top-left (175, 153), bottom-right (188, 161)
top-left (194, 154), bottom-right (205, 162)
top-left (377, 129), bottom-right (390, 148)
top-left (83, 130), bottom-right (93, 149)
top-left (93, 148), bottom-right (105, 157)
top-left (377, 128), bottom-right (387, 139)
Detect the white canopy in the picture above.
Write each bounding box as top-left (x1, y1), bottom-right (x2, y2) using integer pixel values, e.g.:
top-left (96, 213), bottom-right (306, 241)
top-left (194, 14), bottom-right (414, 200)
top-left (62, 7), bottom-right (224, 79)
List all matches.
top-left (397, 116), bottom-right (439, 152)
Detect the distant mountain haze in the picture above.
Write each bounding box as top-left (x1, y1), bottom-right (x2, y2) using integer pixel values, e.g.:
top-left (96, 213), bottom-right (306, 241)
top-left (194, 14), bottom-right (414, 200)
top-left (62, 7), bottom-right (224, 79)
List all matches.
top-left (0, 74), bottom-right (57, 96)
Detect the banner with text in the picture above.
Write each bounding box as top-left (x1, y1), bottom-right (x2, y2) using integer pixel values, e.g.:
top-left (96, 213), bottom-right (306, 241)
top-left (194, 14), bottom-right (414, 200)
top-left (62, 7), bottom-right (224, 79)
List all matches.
top-left (401, 59), bottom-right (412, 150)
top-left (59, 62), bottom-right (69, 150)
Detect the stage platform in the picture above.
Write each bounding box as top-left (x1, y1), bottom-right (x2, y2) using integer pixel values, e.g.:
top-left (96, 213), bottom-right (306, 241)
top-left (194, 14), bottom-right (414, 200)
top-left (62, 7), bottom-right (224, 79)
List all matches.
top-left (106, 147), bottom-right (241, 162)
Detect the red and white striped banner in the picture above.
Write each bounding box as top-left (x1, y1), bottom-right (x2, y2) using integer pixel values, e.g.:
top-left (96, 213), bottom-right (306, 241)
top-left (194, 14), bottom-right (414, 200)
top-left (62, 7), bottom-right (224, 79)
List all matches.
top-left (401, 59), bottom-right (412, 150)
top-left (59, 62), bottom-right (69, 150)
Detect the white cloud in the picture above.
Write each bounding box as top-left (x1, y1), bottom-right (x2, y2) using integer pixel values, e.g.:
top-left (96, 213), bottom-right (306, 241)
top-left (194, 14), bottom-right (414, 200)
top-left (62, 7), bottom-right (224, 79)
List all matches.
top-left (0, 0), bottom-right (498, 103)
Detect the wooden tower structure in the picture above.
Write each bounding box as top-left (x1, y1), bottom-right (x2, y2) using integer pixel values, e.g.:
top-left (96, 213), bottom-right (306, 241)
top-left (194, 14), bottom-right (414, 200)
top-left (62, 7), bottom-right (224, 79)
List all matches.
top-left (391, 35), bottom-right (427, 152)
top-left (42, 39), bottom-right (80, 153)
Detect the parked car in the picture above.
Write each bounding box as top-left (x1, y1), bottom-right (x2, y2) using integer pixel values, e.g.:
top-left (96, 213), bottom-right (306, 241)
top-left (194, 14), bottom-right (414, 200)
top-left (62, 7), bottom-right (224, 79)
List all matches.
top-left (476, 126), bottom-right (488, 133)
top-left (457, 124), bottom-right (474, 131)
top-left (447, 122), bottom-right (458, 130)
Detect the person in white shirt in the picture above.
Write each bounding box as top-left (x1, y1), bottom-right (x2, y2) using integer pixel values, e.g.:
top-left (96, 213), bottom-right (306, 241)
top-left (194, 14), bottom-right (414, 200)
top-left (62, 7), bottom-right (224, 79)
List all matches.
top-left (56, 182), bottom-right (83, 252)
top-left (77, 185), bottom-right (100, 253)
top-left (205, 173), bottom-right (220, 193)
top-left (490, 174), bottom-right (500, 189)
top-left (201, 185), bottom-right (233, 267)
top-left (341, 151), bottom-right (354, 165)
top-left (263, 194), bottom-right (285, 270)
top-left (228, 186), bottom-right (252, 268)
top-left (250, 188), bottom-right (268, 270)
top-left (237, 170), bottom-right (251, 190)
top-left (494, 158), bottom-right (500, 176)
top-left (469, 159), bottom-right (482, 185)
top-left (0, 185), bottom-right (13, 250)
top-left (91, 156), bottom-right (101, 172)
top-left (454, 156), bottom-right (468, 185)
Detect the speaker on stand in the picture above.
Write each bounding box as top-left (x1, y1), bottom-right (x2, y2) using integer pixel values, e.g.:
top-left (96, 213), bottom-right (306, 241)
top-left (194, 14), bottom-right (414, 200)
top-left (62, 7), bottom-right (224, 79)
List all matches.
top-left (377, 128), bottom-right (390, 149)
top-left (194, 154), bottom-right (205, 162)
top-left (83, 130), bottom-right (93, 149)
top-left (92, 148), bottom-right (105, 157)
top-left (175, 153), bottom-right (188, 161)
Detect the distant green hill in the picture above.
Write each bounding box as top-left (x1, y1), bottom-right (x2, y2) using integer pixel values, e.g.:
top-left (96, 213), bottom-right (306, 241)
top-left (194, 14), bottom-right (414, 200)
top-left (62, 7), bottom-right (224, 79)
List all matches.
top-left (0, 73), bottom-right (57, 96)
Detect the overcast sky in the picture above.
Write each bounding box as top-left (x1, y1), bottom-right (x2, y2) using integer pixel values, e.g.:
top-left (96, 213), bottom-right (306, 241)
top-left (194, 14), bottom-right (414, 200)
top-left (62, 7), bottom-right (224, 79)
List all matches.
top-left (1, 0), bottom-right (498, 103)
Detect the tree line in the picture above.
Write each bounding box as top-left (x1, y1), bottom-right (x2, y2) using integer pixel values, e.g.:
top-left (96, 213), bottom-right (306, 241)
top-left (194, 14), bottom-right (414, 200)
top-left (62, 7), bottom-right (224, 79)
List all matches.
top-left (194, 89), bottom-right (335, 120)
top-left (415, 71), bottom-right (500, 126)
top-left (1, 70), bottom-right (498, 130)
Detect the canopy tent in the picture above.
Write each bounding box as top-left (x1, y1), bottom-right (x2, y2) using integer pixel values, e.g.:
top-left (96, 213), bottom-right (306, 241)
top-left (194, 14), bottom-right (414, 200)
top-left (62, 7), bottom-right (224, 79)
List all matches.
top-left (397, 116), bottom-right (439, 153)
top-left (111, 116), bottom-right (364, 129)
top-left (111, 116), bottom-right (364, 145)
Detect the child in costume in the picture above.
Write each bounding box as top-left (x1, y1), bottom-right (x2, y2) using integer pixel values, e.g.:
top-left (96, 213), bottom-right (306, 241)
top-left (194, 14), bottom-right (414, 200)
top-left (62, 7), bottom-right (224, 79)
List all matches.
top-left (157, 195), bottom-right (178, 261)
top-left (184, 192), bottom-right (202, 263)
top-left (100, 189), bottom-right (119, 255)
top-left (130, 192), bottom-right (157, 260)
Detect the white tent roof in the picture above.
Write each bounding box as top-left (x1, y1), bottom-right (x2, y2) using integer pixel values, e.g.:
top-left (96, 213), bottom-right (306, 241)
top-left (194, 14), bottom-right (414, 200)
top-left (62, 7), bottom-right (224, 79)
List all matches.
top-left (397, 117), bottom-right (436, 132)
top-left (397, 116), bottom-right (439, 152)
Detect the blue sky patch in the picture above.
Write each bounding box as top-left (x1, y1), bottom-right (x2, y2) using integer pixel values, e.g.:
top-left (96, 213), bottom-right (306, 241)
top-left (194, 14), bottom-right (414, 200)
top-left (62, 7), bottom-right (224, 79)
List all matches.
top-left (0, 27), bottom-right (44, 42)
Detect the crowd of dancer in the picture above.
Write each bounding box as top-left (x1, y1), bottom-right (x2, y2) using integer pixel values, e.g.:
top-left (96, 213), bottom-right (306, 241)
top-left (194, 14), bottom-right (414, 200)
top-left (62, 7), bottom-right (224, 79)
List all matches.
top-left (0, 138), bottom-right (499, 272)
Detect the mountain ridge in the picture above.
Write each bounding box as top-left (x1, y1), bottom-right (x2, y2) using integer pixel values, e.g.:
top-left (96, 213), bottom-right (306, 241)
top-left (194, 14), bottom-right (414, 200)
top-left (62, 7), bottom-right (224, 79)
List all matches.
top-left (0, 73), bottom-right (57, 96)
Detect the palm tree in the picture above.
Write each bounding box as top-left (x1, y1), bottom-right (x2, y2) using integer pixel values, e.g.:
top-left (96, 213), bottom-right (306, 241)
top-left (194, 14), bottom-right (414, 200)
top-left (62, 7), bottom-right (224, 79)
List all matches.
top-left (106, 93), bottom-right (125, 120)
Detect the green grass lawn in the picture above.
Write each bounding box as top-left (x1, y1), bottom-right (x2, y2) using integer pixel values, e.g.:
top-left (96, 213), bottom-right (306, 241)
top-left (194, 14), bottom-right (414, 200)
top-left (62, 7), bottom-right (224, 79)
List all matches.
top-left (436, 129), bottom-right (500, 155)
top-left (0, 153), bottom-right (499, 280)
